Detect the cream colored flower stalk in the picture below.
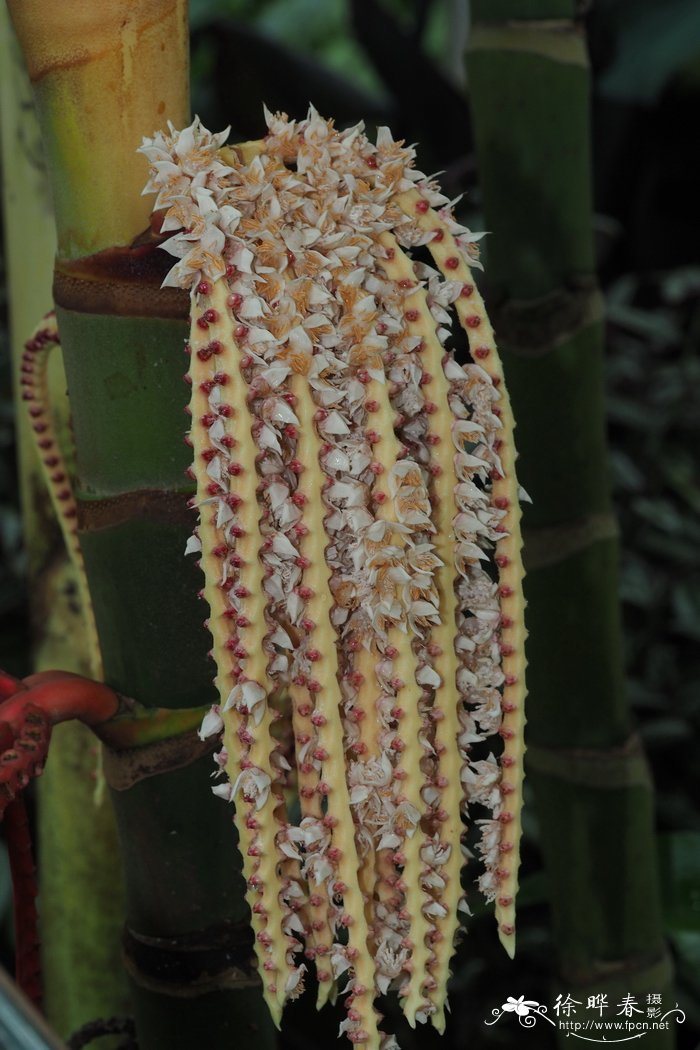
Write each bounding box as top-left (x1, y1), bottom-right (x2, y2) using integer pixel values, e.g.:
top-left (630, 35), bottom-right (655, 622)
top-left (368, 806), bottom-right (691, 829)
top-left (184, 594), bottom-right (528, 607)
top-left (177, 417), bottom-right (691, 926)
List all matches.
top-left (140, 106), bottom-right (527, 1050)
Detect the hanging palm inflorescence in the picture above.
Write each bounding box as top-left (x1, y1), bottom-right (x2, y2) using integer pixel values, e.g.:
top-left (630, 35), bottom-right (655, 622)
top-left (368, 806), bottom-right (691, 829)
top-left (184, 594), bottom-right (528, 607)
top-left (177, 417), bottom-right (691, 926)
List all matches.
top-left (0, 101), bottom-right (527, 1049)
top-left (133, 106), bottom-right (528, 1048)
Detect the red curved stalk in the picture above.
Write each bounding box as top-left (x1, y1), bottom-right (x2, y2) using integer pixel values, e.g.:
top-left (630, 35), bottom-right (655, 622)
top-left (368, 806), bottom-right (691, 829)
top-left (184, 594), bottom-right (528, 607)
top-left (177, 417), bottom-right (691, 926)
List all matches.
top-left (3, 672), bottom-right (120, 730)
top-left (4, 796), bottom-right (42, 1006)
top-left (0, 671), bottom-right (120, 1004)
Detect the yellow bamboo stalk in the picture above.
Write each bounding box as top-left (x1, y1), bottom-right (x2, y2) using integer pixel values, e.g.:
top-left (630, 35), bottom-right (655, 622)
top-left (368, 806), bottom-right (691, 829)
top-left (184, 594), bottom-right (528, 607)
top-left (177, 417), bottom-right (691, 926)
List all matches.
top-left (0, 6), bottom-right (128, 1032)
top-left (6, 0), bottom-right (189, 259)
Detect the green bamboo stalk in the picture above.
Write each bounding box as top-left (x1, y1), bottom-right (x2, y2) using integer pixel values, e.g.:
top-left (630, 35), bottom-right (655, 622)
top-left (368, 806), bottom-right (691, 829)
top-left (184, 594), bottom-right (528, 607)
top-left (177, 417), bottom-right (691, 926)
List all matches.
top-left (5, 3), bottom-right (276, 1046)
top-left (467, 3), bottom-right (675, 1041)
top-left (0, 7), bottom-right (129, 1033)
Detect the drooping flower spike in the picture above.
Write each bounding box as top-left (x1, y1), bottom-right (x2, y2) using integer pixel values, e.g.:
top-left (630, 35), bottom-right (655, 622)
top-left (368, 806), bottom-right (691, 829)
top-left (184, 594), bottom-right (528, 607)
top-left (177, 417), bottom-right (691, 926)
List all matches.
top-left (140, 106), bottom-right (528, 1050)
top-left (19, 315), bottom-right (103, 682)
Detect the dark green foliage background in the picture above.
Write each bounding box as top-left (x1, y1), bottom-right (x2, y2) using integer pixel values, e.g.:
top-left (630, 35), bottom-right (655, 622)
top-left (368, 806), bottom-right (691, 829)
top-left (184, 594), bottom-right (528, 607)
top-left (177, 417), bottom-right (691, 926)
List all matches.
top-left (1, 1), bottom-right (699, 1047)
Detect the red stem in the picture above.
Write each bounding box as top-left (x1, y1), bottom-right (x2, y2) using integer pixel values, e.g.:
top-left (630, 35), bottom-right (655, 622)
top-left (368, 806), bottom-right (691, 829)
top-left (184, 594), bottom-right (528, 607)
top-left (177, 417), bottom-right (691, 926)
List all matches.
top-left (1, 670), bottom-right (22, 702)
top-left (4, 796), bottom-right (42, 1007)
top-left (0, 671), bottom-right (120, 732)
top-left (0, 670), bottom-right (119, 1010)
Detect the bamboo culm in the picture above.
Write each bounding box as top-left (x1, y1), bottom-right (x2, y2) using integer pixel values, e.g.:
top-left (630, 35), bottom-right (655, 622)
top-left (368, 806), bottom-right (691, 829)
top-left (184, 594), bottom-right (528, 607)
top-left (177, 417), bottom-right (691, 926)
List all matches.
top-left (467, 3), bottom-right (675, 1042)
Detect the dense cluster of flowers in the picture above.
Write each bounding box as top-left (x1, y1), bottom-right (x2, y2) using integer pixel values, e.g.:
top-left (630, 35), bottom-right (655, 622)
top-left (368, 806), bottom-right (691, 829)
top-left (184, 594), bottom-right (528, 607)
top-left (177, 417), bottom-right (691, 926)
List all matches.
top-left (140, 106), bottom-right (527, 1050)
